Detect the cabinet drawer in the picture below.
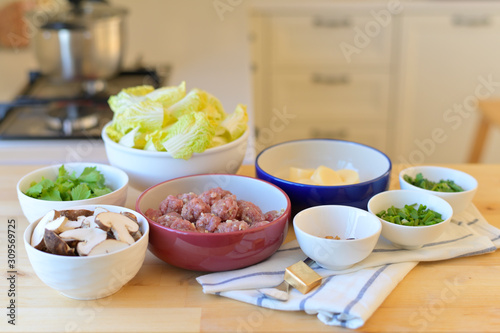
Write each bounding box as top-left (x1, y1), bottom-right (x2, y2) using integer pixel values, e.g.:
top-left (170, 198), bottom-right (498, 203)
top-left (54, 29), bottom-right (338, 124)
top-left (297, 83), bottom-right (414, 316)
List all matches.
top-left (269, 14), bottom-right (392, 67)
top-left (269, 70), bottom-right (390, 123)
top-left (257, 121), bottom-right (388, 153)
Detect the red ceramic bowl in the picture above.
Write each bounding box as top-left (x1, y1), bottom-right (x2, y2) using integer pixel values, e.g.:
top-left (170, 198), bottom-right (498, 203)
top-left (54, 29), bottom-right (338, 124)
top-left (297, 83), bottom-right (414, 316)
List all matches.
top-left (135, 174), bottom-right (291, 272)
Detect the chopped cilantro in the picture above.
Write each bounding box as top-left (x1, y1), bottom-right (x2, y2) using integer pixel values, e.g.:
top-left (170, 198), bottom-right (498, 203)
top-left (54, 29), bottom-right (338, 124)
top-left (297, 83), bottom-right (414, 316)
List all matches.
top-left (24, 165), bottom-right (114, 201)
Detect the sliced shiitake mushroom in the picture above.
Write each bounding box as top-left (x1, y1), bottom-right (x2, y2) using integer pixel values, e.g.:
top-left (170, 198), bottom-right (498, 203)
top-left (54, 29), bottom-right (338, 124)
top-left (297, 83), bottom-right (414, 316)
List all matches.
top-left (33, 208), bottom-right (140, 256)
top-left (59, 227), bottom-right (107, 256)
top-left (43, 229), bottom-right (75, 256)
top-left (96, 212), bottom-right (140, 245)
top-left (87, 239), bottom-right (130, 256)
top-left (31, 210), bottom-right (60, 250)
top-left (59, 209), bottom-right (93, 221)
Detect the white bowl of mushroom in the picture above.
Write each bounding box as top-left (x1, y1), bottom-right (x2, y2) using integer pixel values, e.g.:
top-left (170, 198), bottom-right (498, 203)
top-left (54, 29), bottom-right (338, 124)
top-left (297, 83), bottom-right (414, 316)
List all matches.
top-left (23, 204), bottom-right (149, 300)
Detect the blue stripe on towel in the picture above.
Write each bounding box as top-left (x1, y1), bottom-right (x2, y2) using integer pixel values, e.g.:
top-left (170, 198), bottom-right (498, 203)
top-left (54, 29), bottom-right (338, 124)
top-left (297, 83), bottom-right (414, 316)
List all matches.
top-left (451, 246), bottom-right (497, 259)
top-left (423, 234), bottom-right (473, 247)
top-left (298, 275), bottom-right (335, 311)
top-left (373, 234), bottom-right (474, 253)
top-left (343, 264), bottom-right (390, 315)
top-left (200, 270), bottom-right (285, 287)
top-left (468, 218), bottom-right (479, 225)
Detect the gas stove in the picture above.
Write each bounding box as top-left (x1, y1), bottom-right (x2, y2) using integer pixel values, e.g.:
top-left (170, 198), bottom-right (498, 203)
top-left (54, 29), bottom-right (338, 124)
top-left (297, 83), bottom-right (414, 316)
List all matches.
top-left (0, 67), bottom-right (168, 140)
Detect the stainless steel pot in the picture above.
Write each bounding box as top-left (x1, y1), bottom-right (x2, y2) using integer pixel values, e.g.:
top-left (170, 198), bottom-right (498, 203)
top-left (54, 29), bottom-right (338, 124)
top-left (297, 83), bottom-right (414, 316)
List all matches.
top-left (33, 0), bottom-right (127, 82)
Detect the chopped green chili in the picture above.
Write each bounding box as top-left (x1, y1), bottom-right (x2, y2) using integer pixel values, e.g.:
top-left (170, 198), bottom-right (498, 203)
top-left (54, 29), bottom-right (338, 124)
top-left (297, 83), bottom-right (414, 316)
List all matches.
top-left (403, 173), bottom-right (464, 192)
top-left (376, 203), bottom-right (444, 226)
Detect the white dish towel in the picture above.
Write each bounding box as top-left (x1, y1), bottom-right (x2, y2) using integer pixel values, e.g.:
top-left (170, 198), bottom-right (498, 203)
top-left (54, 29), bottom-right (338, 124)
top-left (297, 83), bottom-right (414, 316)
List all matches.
top-left (197, 204), bottom-right (500, 329)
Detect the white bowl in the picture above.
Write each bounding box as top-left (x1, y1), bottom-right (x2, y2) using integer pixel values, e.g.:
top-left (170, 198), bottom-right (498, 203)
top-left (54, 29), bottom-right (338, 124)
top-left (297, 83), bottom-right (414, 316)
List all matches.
top-left (17, 163), bottom-right (129, 223)
top-left (367, 189), bottom-right (453, 250)
top-left (102, 122), bottom-right (249, 191)
top-left (399, 166), bottom-right (477, 214)
top-left (23, 204), bottom-right (149, 300)
top-left (293, 205), bottom-right (382, 270)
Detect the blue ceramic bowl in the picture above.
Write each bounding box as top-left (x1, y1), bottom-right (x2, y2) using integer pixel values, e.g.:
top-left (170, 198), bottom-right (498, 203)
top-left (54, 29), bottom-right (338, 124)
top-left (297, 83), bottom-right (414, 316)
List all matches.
top-left (255, 139), bottom-right (392, 216)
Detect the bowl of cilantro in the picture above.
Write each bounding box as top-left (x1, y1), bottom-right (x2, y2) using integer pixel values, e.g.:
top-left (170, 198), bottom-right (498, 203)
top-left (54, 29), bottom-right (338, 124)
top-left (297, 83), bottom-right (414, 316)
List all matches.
top-left (17, 163), bottom-right (129, 223)
top-left (368, 189), bottom-right (453, 250)
top-left (399, 166), bottom-right (478, 214)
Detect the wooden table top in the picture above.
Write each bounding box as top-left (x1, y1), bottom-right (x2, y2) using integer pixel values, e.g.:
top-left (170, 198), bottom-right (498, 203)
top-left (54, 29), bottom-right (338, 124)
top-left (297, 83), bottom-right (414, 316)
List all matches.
top-left (1, 163), bottom-right (499, 333)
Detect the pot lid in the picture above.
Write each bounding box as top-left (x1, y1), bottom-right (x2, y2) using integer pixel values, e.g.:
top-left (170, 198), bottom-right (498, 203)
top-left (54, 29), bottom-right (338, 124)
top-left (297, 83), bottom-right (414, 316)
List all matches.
top-left (40, 0), bottom-right (127, 30)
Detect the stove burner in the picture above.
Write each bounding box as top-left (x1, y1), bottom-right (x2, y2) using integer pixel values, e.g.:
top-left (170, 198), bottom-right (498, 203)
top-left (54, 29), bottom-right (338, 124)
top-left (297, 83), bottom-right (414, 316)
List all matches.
top-left (82, 79), bottom-right (107, 96)
top-left (0, 66), bottom-right (170, 140)
top-left (46, 102), bottom-right (100, 136)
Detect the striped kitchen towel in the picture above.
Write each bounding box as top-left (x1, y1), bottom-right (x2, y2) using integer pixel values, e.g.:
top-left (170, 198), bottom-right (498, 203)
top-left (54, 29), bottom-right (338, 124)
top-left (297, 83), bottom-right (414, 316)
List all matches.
top-left (196, 204), bottom-right (500, 329)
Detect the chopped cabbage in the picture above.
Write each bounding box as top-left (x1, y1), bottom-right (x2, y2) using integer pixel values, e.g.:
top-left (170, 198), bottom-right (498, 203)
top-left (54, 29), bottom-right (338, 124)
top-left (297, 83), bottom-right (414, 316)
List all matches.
top-left (105, 82), bottom-right (248, 159)
top-left (220, 104), bottom-right (248, 141)
top-left (161, 112), bottom-right (215, 160)
top-left (118, 126), bottom-right (147, 149)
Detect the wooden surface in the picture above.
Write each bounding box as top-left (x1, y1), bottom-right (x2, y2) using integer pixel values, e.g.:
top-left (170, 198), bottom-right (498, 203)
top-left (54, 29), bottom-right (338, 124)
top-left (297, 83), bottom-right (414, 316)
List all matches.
top-left (1, 163), bottom-right (500, 332)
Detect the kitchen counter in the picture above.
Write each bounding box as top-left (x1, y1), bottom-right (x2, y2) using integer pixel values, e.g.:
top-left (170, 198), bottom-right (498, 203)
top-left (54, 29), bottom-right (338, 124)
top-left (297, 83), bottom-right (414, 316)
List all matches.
top-left (1, 163), bottom-right (499, 332)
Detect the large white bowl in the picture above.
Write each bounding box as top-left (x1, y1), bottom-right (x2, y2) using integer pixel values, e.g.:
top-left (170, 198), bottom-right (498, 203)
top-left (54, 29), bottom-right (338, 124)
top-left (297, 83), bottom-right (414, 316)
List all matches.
top-left (102, 121), bottom-right (249, 191)
top-left (399, 166), bottom-right (478, 214)
top-left (367, 189), bottom-right (453, 250)
top-left (293, 205), bottom-right (382, 270)
top-left (23, 204), bottom-right (149, 300)
top-left (17, 163), bottom-right (129, 223)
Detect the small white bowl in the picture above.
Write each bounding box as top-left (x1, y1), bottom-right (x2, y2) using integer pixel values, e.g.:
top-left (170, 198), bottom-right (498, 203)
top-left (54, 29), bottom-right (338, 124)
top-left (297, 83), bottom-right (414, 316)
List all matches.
top-left (293, 205), bottom-right (382, 270)
top-left (23, 204), bottom-right (149, 300)
top-left (368, 190), bottom-right (453, 250)
top-left (399, 166), bottom-right (477, 215)
top-left (17, 163), bottom-right (129, 223)
top-left (102, 121), bottom-right (249, 191)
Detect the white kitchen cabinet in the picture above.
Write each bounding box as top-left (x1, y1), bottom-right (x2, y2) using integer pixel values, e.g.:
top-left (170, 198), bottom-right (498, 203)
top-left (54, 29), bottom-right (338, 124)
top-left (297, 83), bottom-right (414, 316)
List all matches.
top-left (268, 15), bottom-right (392, 67)
top-left (270, 70), bottom-right (389, 123)
top-left (251, 1), bottom-right (500, 163)
top-left (394, 11), bottom-right (500, 164)
top-left (251, 5), bottom-right (394, 155)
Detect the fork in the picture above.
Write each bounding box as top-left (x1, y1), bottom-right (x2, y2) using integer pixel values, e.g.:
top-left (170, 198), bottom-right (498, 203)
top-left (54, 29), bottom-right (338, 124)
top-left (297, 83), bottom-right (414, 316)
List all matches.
top-left (257, 257), bottom-right (315, 301)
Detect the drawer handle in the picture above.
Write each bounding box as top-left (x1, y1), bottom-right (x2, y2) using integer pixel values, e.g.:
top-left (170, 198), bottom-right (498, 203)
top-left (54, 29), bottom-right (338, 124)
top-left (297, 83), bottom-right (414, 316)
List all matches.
top-left (312, 74), bottom-right (350, 85)
top-left (452, 15), bottom-right (490, 27)
top-left (313, 16), bottom-right (351, 28)
top-left (311, 127), bottom-right (348, 139)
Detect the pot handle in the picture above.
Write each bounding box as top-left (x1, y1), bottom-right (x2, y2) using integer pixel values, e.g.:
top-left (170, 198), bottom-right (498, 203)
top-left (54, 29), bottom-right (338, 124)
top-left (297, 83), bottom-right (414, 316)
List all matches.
top-left (41, 22), bottom-right (85, 30)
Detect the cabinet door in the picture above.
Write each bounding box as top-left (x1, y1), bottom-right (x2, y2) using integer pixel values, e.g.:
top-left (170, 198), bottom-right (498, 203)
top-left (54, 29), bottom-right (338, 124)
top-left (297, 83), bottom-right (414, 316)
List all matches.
top-left (270, 70), bottom-right (390, 123)
top-left (269, 14), bottom-right (392, 67)
top-left (395, 14), bottom-right (500, 163)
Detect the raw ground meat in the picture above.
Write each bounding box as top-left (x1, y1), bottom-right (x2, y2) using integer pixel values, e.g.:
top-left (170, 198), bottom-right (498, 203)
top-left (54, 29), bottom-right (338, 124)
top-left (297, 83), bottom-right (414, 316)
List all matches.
top-left (249, 221), bottom-right (270, 228)
top-left (181, 197), bottom-right (211, 222)
top-left (263, 210), bottom-right (280, 222)
top-left (237, 200), bottom-right (265, 224)
top-left (149, 188), bottom-right (282, 233)
top-left (144, 208), bottom-right (162, 222)
top-left (216, 220), bottom-right (249, 233)
top-left (177, 192), bottom-right (198, 204)
top-left (159, 195), bottom-right (184, 215)
top-left (157, 212), bottom-right (196, 232)
top-left (198, 187), bottom-right (232, 206)
top-left (195, 213), bottom-right (221, 233)
top-left (170, 218), bottom-right (196, 232)
top-left (211, 194), bottom-right (238, 220)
